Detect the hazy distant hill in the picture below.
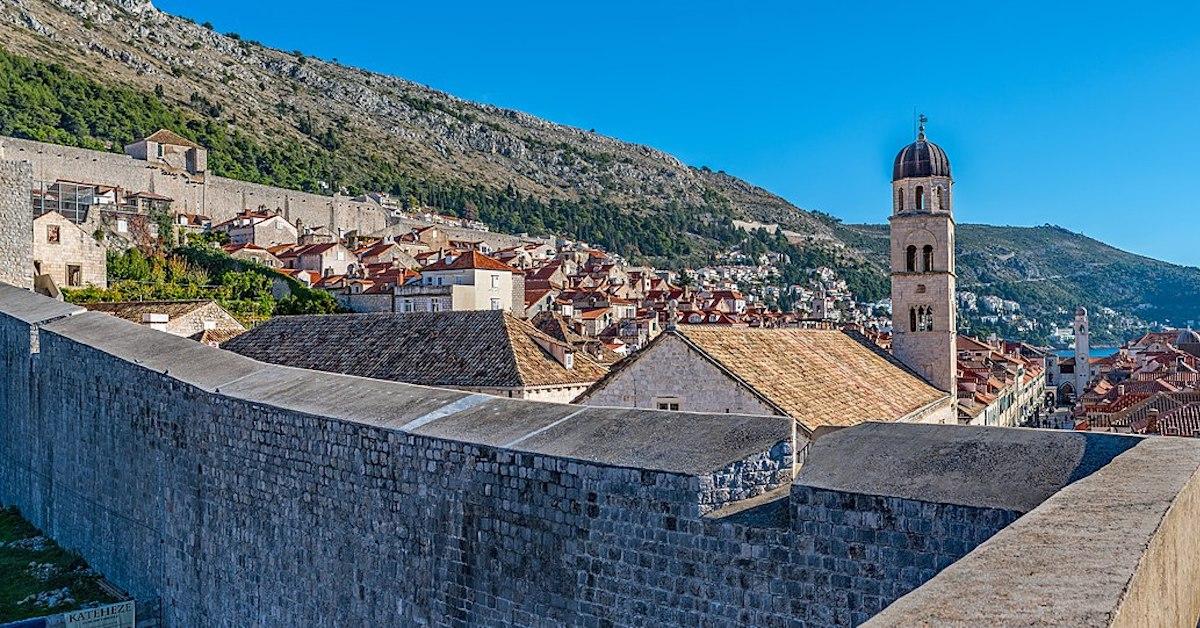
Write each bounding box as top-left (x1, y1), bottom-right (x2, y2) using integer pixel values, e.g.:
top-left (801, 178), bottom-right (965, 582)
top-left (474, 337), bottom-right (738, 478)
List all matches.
top-left (1, 0), bottom-right (1197, 342)
top-left (836, 222), bottom-right (1200, 334)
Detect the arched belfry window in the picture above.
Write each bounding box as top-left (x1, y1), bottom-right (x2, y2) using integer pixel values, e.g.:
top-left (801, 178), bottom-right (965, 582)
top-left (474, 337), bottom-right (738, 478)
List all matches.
top-left (905, 246), bottom-right (917, 272)
top-left (935, 186), bottom-right (945, 210)
top-left (922, 245), bottom-right (934, 272)
top-left (915, 186), bottom-right (925, 210)
top-left (909, 307), bottom-right (918, 332)
top-left (916, 306), bottom-right (934, 331)
top-left (896, 188), bottom-right (905, 212)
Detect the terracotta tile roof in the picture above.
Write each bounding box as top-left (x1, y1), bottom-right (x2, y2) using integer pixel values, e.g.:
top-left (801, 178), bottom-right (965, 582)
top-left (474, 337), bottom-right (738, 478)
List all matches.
top-left (294, 243), bottom-right (338, 256)
top-left (222, 311), bottom-right (607, 389)
top-left (144, 129), bottom-right (202, 149)
top-left (1158, 404), bottom-right (1200, 437)
top-left (422, 250), bottom-right (514, 273)
top-left (666, 327), bottom-right (947, 431)
top-left (1111, 392), bottom-right (1200, 429)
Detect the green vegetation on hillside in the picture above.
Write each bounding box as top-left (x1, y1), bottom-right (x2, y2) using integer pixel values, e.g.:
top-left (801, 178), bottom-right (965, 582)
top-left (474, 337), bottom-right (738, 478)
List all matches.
top-left (0, 47), bottom-right (885, 299)
top-left (0, 507), bottom-right (119, 622)
top-left (63, 245), bottom-right (340, 323)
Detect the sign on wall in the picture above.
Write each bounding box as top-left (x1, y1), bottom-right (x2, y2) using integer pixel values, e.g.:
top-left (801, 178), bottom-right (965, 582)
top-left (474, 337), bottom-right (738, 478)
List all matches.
top-left (62, 602), bottom-right (135, 628)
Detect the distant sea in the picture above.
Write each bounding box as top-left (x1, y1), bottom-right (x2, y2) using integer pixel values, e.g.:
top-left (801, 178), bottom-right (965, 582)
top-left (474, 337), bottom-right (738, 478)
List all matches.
top-left (1053, 347), bottom-right (1119, 358)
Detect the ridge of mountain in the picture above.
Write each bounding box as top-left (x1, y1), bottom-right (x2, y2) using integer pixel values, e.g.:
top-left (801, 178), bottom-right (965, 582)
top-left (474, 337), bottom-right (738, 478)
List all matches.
top-left (1, 0), bottom-right (1198, 343)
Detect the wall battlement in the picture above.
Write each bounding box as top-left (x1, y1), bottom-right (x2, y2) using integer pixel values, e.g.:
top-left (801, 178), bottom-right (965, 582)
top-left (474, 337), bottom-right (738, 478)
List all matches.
top-left (1, 284), bottom-right (1199, 626)
top-left (0, 136), bottom-right (390, 235)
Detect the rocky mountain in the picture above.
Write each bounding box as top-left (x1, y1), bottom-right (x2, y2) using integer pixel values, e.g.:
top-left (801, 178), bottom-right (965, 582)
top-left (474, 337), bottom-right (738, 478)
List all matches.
top-left (1, 0), bottom-right (1197, 343)
top-left (0, 0), bottom-right (830, 236)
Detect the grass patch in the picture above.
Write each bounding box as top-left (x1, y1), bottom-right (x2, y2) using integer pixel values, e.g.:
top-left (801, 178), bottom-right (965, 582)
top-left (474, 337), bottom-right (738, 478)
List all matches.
top-left (0, 507), bottom-right (120, 623)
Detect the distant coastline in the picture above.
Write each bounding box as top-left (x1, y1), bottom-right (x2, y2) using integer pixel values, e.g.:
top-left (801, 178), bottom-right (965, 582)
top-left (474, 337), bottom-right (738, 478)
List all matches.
top-left (1053, 347), bottom-right (1118, 358)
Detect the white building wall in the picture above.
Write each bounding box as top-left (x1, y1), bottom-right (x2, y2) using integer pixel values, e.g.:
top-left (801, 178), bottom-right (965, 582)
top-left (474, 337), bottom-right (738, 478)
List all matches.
top-left (579, 335), bottom-right (779, 416)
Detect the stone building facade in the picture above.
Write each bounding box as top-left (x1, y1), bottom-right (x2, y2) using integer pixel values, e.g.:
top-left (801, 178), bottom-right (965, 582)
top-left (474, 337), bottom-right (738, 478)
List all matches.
top-left (578, 327), bottom-right (956, 431)
top-left (0, 157), bottom-right (33, 289)
top-left (890, 117), bottom-right (957, 394)
top-left (31, 211), bottom-right (107, 289)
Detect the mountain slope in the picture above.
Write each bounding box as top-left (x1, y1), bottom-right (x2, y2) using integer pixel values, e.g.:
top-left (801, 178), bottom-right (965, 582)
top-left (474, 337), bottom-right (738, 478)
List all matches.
top-left (835, 222), bottom-right (1200, 334)
top-left (1, 0), bottom-right (1197, 342)
top-left (0, 0), bottom-right (829, 236)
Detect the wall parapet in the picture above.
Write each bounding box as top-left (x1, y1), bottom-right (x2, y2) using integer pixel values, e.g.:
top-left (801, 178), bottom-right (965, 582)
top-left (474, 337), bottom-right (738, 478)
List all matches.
top-left (3, 284), bottom-right (1199, 626)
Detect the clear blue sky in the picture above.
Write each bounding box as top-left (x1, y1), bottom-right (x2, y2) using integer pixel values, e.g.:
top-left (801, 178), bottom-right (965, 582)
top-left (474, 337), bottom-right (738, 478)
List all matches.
top-left (157, 0), bottom-right (1200, 267)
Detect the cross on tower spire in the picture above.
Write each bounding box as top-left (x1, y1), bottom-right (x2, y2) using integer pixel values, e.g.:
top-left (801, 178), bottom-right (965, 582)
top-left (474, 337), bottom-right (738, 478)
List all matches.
top-left (917, 113), bottom-right (928, 140)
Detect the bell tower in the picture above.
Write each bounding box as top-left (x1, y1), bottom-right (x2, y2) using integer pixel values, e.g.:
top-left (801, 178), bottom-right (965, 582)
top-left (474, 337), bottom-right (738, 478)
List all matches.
top-left (890, 115), bottom-right (957, 393)
top-left (1073, 307), bottom-right (1091, 398)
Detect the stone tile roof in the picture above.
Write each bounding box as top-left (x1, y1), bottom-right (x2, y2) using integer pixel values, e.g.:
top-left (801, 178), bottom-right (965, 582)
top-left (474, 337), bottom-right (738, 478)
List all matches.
top-left (221, 311), bottom-right (607, 389)
top-left (85, 299), bottom-right (215, 321)
top-left (144, 128), bottom-right (201, 149)
top-left (673, 326), bottom-right (948, 431)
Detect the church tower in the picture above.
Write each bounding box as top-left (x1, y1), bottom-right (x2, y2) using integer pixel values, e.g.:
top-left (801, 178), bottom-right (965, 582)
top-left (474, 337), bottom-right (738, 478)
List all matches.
top-left (890, 115), bottom-right (957, 393)
top-left (1073, 306), bottom-right (1092, 398)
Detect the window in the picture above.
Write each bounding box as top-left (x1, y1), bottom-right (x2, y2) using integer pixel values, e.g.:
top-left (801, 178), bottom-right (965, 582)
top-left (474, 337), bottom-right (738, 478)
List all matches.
top-left (336, 250), bottom-right (345, 261)
top-left (403, 300), bottom-right (413, 313)
top-left (905, 245), bottom-right (917, 272)
top-left (915, 306), bottom-right (934, 331)
top-left (896, 188), bottom-right (904, 212)
top-left (922, 245), bottom-right (934, 272)
top-left (46, 225), bottom-right (60, 244)
top-left (491, 274), bottom-right (500, 288)
top-left (915, 186), bottom-right (925, 210)
top-left (655, 397), bottom-right (682, 412)
top-left (66, 265), bottom-right (82, 287)
top-left (156, 144), bottom-right (164, 159)
top-left (490, 298), bottom-right (501, 310)
top-left (916, 284), bottom-right (927, 294)
top-left (431, 300), bottom-right (441, 313)
top-left (117, 219), bottom-right (128, 233)
top-left (935, 186), bottom-right (945, 210)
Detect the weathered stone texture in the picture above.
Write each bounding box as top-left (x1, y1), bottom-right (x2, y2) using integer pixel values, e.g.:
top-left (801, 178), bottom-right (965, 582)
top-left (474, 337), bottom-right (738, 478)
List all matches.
top-left (2, 288), bottom-right (1179, 627)
top-left (0, 135), bottom-right (388, 235)
top-left (0, 159), bottom-right (34, 289)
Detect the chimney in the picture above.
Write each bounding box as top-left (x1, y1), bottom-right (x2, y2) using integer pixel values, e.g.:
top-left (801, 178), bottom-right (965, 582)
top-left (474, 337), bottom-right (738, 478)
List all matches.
top-left (1147, 407), bottom-right (1161, 434)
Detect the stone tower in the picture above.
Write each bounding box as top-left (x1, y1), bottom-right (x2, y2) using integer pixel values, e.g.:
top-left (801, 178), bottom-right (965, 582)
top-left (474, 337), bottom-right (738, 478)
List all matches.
top-left (890, 116), bottom-right (956, 393)
top-left (1073, 306), bottom-right (1091, 397)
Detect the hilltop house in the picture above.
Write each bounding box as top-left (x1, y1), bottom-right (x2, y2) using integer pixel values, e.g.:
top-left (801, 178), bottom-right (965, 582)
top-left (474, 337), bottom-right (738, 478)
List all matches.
top-left (124, 129), bottom-right (208, 176)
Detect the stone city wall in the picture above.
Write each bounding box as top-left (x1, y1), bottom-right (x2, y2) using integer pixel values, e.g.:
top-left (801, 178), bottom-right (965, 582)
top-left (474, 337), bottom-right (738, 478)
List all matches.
top-left (3, 286), bottom-right (1187, 626)
top-left (0, 160), bottom-right (33, 289)
top-left (0, 287), bottom-right (1030, 626)
top-left (0, 135), bottom-right (389, 236)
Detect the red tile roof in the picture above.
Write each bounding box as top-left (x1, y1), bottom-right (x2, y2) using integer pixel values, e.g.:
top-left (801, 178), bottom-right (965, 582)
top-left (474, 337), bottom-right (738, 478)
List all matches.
top-left (422, 250), bottom-right (515, 273)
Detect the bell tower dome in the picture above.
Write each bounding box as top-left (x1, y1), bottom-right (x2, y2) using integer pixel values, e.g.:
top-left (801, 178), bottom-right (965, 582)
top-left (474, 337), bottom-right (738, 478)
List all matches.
top-left (889, 115), bottom-right (957, 394)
